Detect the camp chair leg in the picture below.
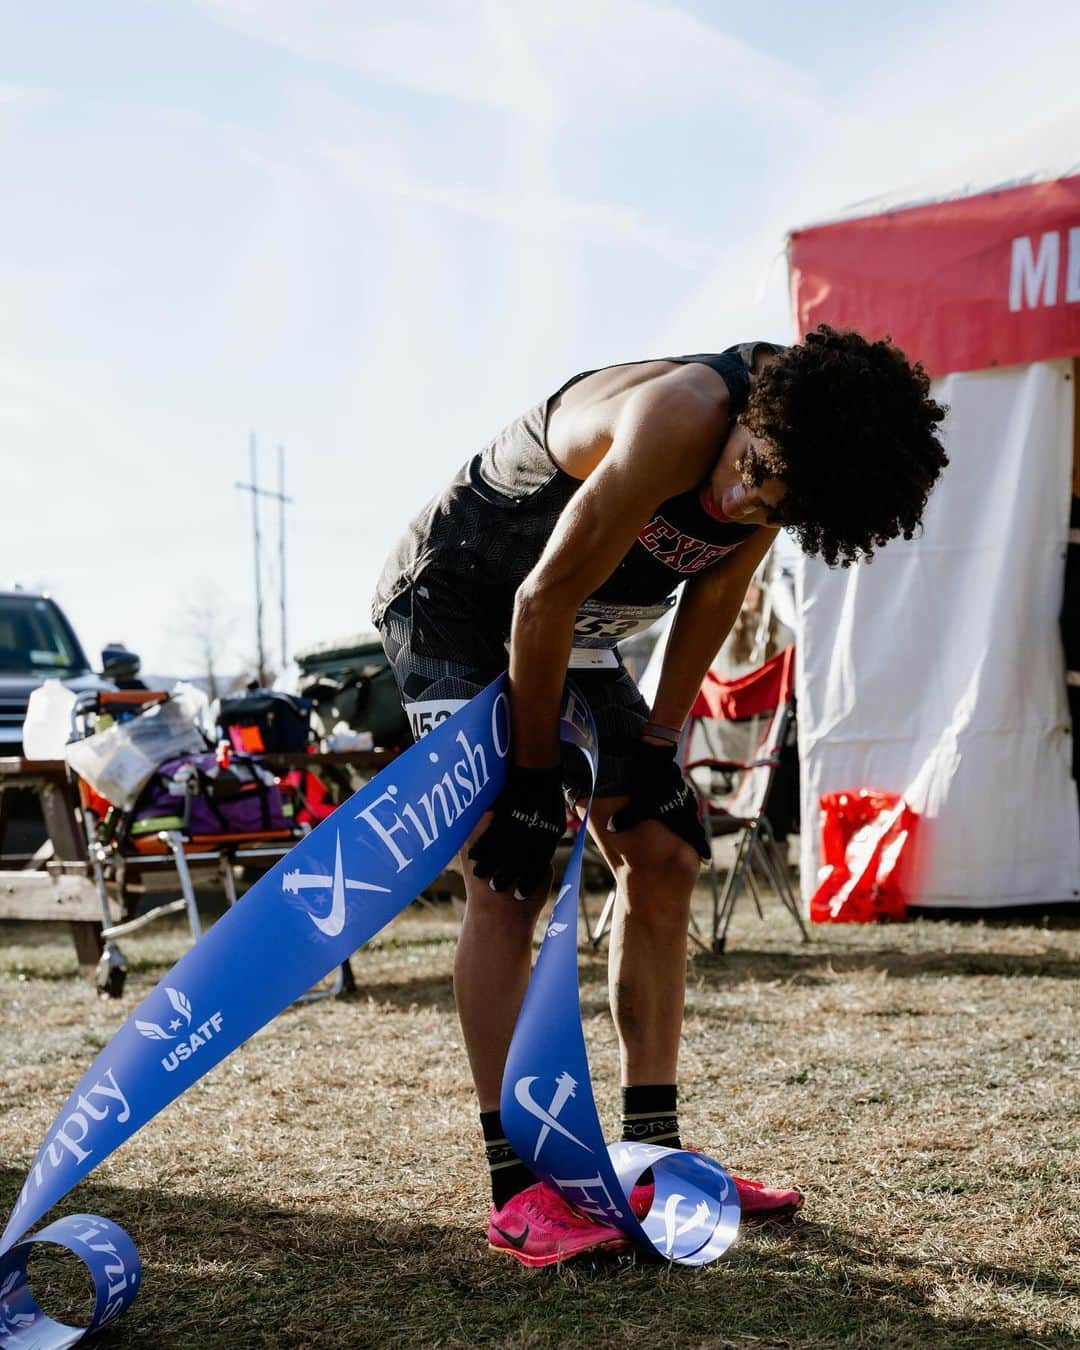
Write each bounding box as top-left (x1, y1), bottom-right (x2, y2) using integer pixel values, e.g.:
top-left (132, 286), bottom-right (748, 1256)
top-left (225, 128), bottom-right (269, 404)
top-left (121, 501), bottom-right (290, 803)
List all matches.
top-left (714, 826), bottom-right (754, 953)
top-left (744, 853), bottom-right (766, 919)
top-left (689, 788), bottom-right (721, 954)
top-left (776, 856), bottom-right (809, 942)
top-left (690, 841), bottom-right (721, 954)
top-left (102, 899), bottom-right (190, 940)
top-left (688, 894), bottom-right (712, 955)
top-left (295, 958), bottom-right (355, 1003)
top-left (758, 822), bottom-right (810, 943)
top-left (581, 885), bottom-right (617, 950)
top-left (578, 888), bottom-right (592, 945)
top-left (160, 830), bottom-right (203, 940)
top-left (766, 847), bottom-right (810, 945)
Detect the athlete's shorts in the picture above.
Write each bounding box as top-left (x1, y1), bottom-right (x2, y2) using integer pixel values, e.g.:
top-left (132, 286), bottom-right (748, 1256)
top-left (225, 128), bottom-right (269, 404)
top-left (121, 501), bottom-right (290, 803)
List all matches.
top-left (377, 576), bottom-right (649, 800)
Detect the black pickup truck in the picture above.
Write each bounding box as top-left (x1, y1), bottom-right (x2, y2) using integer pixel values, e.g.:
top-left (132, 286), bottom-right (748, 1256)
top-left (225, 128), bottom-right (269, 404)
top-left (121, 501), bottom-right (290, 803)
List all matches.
top-left (0, 587), bottom-right (108, 756)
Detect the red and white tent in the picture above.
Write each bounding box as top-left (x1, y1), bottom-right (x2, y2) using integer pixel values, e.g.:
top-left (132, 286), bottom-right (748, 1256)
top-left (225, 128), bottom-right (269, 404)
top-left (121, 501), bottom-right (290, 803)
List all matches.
top-left (789, 175), bottom-right (1080, 909)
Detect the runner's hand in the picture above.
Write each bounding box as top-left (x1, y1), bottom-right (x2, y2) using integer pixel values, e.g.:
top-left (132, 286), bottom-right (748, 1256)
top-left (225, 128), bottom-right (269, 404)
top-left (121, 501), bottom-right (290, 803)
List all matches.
top-left (468, 764), bottom-right (566, 899)
top-left (608, 741), bottom-right (710, 859)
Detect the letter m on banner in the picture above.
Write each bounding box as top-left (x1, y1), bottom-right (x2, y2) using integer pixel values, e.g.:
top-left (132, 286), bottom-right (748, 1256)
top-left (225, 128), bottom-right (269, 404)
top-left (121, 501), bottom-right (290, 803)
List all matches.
top-left (1009, 232), bottom-right (1060, 311)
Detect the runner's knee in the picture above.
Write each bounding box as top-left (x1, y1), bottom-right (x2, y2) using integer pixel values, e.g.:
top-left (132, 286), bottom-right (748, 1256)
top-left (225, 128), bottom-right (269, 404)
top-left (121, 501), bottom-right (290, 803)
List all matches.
top-left (460, 872), bottom-right (549, 930)
top-left (616, 831), bottom-right (700, 906)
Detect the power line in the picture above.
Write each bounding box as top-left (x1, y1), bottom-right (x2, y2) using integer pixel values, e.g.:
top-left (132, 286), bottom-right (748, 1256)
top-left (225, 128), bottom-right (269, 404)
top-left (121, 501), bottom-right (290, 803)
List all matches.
top-left (235, 435), bottom-right (293, 685)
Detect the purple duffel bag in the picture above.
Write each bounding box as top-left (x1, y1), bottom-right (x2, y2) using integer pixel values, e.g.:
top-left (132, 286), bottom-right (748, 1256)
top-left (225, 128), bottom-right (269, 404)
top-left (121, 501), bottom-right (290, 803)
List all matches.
top-left (129, 752), bottom-right (290, 839)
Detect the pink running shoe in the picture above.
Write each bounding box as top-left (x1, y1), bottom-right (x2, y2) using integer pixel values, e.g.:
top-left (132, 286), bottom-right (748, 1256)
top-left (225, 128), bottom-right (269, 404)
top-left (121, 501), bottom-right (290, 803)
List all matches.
top-left (488, 1181), bottom-right (629, 1267)
top-left (629, 1163), bottom-right (803, 1223)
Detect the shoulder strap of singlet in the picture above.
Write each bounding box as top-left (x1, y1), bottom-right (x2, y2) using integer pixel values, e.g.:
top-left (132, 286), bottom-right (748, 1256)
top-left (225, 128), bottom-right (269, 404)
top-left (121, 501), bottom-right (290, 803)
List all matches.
top-left (546, 342), bottom-right (786, 425)
top-left (671, 343), bottom-right (785, 417)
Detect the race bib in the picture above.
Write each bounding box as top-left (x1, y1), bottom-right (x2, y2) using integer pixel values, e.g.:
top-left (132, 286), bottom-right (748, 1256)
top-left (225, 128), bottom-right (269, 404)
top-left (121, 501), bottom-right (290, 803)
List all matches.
top-left (570, 597), bottom-right (676, 649)
top-left (566, 597), bottom-right (675, 669)
top-left (404, 699), bottom-right (467, 742)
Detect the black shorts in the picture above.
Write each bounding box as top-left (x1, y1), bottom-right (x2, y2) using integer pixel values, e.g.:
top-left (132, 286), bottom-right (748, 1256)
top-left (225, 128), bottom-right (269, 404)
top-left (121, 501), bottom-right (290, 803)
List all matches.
top-left (377, 576), bottom-right (648, 799)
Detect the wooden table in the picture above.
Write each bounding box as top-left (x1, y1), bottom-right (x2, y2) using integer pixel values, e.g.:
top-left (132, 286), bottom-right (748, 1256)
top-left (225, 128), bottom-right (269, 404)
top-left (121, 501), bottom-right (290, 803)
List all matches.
top-left (0, 757), bottom-right (108, 962)
top-left (0, 748), bottom-right (409, 966)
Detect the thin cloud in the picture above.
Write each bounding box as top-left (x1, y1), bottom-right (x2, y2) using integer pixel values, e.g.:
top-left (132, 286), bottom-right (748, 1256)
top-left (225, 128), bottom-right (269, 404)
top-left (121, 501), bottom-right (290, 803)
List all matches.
top-left (0, 83), bottom-right (49, 106)
top-left (195, 0), bottom-right (823, 127)
top-left (318, 140), bottom-right (719, 270)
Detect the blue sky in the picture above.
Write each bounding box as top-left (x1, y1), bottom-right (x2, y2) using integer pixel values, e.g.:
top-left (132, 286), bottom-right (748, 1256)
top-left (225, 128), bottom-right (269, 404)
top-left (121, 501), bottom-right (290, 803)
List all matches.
top-left (3, 0), bottom-right (1078, 676)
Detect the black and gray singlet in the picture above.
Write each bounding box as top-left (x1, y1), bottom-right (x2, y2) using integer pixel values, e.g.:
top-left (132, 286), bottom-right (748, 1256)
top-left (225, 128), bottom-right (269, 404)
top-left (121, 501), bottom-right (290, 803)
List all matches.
top-left (372, 343), bottom-right (781, 635)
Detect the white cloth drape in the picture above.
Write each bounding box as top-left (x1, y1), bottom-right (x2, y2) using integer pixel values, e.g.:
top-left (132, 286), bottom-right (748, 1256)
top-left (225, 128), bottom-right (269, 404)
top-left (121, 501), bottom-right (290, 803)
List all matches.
top-left (796, 360), bottom-right (1080, 908)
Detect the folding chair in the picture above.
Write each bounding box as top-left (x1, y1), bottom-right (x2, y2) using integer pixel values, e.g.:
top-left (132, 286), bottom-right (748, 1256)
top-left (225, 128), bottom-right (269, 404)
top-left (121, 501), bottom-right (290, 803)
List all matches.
top-left (685, 645), bottom-right (810, 953)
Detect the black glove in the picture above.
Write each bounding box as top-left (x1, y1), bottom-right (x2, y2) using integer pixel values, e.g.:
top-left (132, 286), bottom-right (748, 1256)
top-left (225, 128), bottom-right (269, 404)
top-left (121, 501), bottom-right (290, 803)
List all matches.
top-left (608, 740), bottom-right (710, 859)
top-left (468, 764), bottom-right (566, 899)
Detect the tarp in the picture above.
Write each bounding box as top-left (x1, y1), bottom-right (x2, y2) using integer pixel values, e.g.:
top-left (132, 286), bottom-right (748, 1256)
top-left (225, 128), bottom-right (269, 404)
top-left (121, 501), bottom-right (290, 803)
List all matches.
top-left (796, 360), bottom-right (1080, 908)
top-left (790, 175), bottom-right (1080, 377)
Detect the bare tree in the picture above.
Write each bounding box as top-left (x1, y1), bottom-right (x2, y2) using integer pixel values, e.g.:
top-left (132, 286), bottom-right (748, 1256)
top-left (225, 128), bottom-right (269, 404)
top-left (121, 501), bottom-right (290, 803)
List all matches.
top-left (182, 587), bottom-right (234, 700)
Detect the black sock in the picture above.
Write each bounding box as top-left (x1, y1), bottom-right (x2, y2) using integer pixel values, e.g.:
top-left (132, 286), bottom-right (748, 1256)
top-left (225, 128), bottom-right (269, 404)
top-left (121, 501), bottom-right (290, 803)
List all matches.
top-left (481, 1110), bottom-right (535, 1210)
top-left (621, 1084), bottom-right (681, 1149)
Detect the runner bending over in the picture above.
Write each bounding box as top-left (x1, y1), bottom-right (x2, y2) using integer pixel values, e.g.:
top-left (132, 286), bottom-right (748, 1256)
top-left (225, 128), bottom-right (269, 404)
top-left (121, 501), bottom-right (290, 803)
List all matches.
top-left (373, 325), bottom-right (948, 1266)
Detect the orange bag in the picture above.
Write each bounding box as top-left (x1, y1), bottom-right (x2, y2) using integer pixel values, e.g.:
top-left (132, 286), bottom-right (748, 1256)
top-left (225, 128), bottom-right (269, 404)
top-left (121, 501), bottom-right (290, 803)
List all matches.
top-left (810, 789), bottom-right (919, 923)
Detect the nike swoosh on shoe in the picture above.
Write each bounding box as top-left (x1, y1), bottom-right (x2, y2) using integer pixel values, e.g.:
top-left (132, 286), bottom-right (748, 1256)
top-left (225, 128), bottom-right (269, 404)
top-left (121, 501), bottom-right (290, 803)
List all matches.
top-left (491, 1222), bottom-right (530, 1250)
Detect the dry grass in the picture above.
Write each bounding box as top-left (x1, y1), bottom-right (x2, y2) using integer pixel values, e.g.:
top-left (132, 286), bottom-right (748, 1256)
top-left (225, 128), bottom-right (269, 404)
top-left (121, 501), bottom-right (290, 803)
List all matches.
top-left (1, 885), bottom-right (1078, 1349)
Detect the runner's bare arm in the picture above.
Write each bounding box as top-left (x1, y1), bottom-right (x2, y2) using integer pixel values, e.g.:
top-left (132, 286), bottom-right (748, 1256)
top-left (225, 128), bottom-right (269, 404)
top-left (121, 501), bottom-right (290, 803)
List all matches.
top-left (648, 526), bottom-right (779, 733)
top-left (509, 375), bottom-right (725, 766)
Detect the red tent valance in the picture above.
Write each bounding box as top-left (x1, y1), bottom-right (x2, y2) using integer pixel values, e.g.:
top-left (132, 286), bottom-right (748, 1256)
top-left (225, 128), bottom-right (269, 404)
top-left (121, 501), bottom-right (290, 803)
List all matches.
top-left (789, 175), bottom-right (1080, 376)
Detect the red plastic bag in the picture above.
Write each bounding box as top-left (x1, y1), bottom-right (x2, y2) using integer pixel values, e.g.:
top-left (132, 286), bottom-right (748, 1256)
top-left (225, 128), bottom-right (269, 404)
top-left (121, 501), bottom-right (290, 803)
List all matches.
top-left (810, 789), bottom-right (919, 923)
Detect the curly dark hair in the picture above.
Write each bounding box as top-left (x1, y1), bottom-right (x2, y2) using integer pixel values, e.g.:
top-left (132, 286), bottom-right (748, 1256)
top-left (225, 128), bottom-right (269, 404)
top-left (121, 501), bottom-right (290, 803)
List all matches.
top-left (739, 325), bottom-right (948, 566)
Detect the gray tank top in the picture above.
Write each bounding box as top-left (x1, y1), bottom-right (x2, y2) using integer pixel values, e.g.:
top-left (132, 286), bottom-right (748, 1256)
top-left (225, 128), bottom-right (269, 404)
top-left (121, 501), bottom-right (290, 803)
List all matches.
top-left (372, 344), bottom-right (780, 633)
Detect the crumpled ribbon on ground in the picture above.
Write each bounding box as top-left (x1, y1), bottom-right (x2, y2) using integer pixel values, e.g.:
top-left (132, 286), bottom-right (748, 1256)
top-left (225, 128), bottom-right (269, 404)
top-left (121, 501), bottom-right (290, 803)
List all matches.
top-left (0, 677), bottom-right (739, 1347)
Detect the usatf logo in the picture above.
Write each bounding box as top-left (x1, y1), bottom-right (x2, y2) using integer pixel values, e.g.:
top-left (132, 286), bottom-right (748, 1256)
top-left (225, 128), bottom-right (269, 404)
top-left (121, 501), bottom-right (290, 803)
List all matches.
top-left (136, 987), bottom-right (194, 1042)
top-left (136, 987), bottom-right (224, 1073)
top-left (282, 830), bottom-right (392, 937)
top-left (513, 1071), bottom-right (593, 1161)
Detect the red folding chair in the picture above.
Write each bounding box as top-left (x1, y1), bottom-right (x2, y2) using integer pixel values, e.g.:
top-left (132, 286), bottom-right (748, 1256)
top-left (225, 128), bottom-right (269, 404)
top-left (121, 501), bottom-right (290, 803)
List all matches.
top-left (686, 645), bottom-right (809, 953)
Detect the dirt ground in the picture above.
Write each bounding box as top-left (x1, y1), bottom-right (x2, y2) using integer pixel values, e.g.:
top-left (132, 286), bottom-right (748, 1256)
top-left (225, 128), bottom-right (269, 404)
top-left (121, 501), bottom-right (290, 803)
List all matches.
top-left (1, 884), bottom-right (1077, 1349)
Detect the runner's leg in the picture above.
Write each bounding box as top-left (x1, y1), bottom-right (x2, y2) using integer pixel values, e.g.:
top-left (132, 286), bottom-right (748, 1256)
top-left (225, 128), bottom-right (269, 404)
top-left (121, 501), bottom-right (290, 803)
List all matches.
top-left (567, 667), bottom-right (699, 1086)
top-left (586, 804), bottom-right (699, 1084)
top-left (455, 825), bottom-right (550, 1109)
top-left (377, 587), bottom-right (550, 1110)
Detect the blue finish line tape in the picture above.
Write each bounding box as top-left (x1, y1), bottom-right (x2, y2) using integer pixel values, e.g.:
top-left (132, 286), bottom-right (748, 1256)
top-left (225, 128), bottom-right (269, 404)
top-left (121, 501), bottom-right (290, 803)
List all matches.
top-left (0, 677), bottom-right (738, 1346)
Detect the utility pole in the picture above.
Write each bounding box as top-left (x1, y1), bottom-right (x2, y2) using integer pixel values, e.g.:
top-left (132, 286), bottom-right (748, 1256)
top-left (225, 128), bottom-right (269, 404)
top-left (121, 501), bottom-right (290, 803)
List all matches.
top-left (235, 436), bottom-right (293, 686)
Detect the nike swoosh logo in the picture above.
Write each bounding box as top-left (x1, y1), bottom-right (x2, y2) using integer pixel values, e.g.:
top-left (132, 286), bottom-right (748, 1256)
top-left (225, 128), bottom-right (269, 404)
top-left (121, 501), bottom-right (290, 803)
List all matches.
top-left (299, 831), bottom-right (392, 937)
top-left (492, 1222), bottom-right (530, 1250)
top-left (309, 832), bottom-right (347, 936)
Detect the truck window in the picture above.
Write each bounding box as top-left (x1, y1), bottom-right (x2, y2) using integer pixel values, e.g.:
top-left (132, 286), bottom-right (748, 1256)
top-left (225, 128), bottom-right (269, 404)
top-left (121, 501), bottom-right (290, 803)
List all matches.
top-left (0, 597), bottom-right (88, 674)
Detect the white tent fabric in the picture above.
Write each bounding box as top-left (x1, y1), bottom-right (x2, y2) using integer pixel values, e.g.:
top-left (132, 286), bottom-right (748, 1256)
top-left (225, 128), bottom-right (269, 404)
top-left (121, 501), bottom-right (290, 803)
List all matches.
top-left (796, 360), bottom-right (1080, 908)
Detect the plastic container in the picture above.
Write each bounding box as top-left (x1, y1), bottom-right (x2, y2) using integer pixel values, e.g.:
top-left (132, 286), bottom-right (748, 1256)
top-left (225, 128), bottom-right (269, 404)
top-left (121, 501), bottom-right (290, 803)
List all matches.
top-left (65, 700), bottom-right (206, 810)
top-left (22, 680), bottom-right (78, 760)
